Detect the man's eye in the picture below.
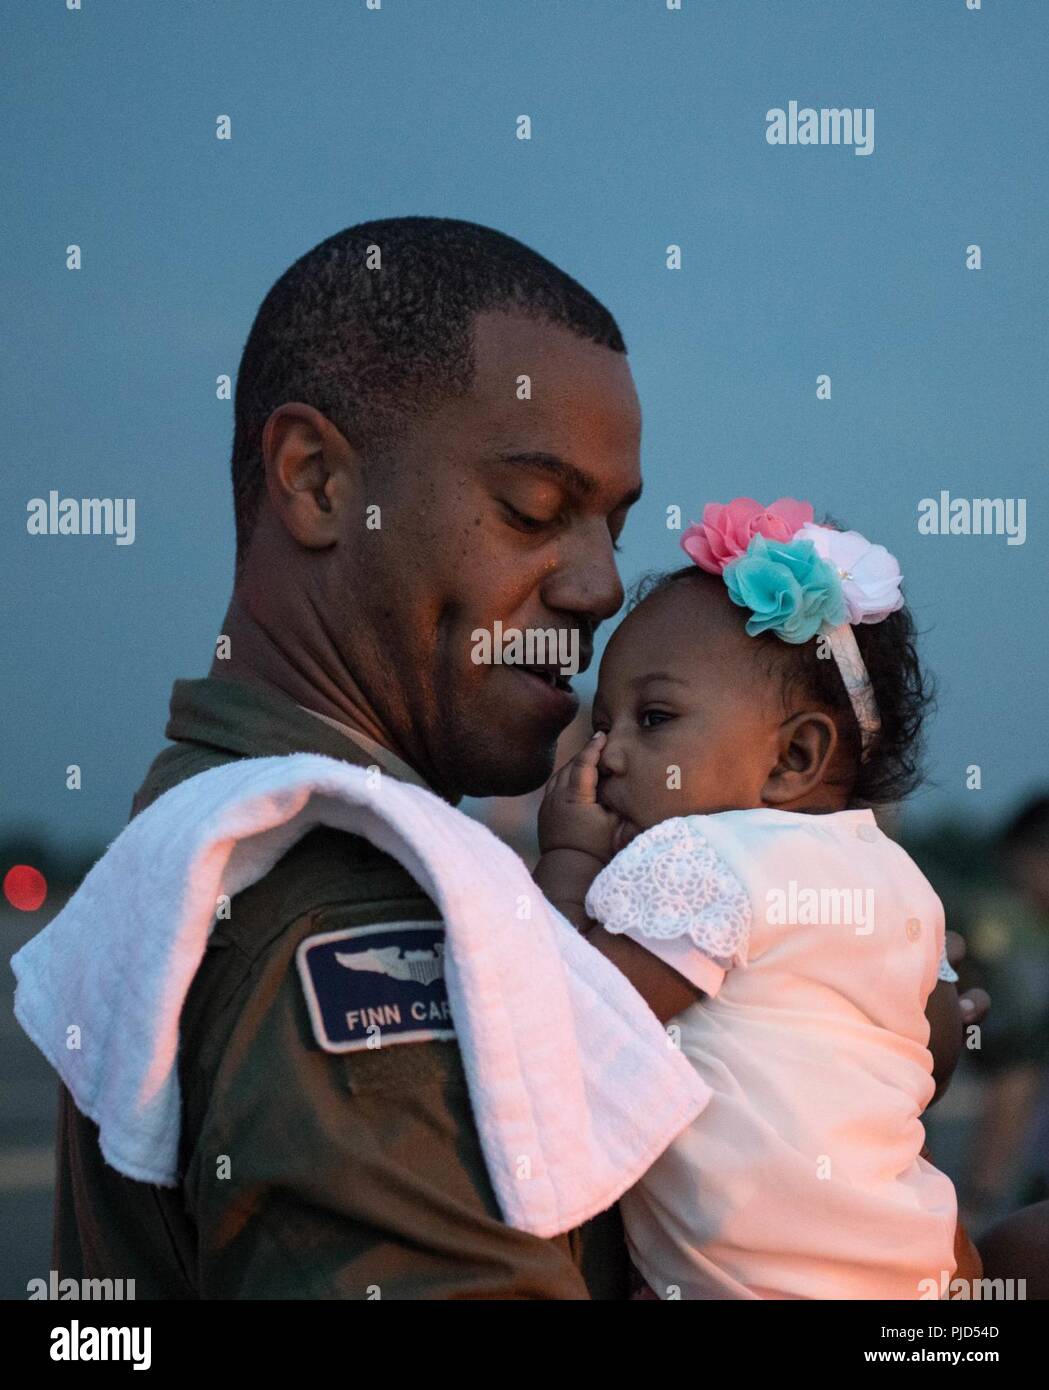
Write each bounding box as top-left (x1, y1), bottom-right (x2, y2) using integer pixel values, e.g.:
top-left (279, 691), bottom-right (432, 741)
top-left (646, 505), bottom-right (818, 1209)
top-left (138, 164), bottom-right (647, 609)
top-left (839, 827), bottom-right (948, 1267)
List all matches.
top-left (502, 502), bottom-right (554, 534)
top-left (639, 709), bottom-right (674, 729)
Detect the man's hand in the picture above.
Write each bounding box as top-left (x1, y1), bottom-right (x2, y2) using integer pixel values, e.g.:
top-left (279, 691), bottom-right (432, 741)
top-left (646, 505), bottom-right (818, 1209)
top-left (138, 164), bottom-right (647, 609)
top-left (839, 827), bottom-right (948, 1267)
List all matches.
top-left (537, 732), bottom-right (620, 864)
top-left (945, 930), bottom-right (991, 1026)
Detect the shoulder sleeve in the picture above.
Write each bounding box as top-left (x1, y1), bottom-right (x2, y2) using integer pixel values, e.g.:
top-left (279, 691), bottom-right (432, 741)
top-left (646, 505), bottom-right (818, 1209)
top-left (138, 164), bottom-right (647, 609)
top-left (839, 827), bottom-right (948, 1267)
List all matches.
top-left (584, 817), bottom-right (752, 997)
top-left (181, 877), bottom-right (599, 1299)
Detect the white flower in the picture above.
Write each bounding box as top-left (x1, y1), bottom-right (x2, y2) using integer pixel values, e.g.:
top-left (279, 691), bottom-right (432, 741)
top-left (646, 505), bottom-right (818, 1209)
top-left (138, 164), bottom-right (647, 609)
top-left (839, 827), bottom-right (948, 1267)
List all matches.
top-left (795, 522), bottom-right (904, 625)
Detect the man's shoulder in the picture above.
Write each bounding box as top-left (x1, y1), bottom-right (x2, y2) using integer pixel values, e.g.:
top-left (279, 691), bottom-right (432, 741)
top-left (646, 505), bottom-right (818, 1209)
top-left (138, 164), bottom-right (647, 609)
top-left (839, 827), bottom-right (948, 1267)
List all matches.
top-left (223, 822), bottom-right (439, 965)
top-left (132, 739), bottom-right (439, 965)
top-left (170, 758), bottom-right (443, 1141)
top-left (131, 741), bottom-right (237, 819)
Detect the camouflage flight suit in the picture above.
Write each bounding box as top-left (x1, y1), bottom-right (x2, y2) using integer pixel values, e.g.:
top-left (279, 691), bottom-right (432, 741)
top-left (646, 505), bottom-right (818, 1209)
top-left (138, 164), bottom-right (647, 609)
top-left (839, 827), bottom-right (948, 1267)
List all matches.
top-left (52, 676), bottom-right (628, 1299)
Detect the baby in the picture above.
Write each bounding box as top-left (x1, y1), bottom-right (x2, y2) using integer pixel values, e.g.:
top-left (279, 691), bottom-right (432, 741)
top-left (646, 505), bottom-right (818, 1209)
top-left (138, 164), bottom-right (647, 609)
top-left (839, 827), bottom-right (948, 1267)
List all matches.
top-left (534, 498), bottom-right (967, 1300)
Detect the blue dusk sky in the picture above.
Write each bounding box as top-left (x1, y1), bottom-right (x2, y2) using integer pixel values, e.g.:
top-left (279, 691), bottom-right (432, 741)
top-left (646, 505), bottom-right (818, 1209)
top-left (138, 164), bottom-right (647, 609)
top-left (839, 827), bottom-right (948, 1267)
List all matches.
top-left (3, 0), bottom-right (1047, 852)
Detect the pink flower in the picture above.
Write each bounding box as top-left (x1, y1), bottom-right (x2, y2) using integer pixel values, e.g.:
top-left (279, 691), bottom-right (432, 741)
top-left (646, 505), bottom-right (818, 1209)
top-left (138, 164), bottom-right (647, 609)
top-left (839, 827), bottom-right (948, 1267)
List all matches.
top-left (681, 497), bottom-right (814, 574)
top-left (795, 523), bottom-right (904, 624)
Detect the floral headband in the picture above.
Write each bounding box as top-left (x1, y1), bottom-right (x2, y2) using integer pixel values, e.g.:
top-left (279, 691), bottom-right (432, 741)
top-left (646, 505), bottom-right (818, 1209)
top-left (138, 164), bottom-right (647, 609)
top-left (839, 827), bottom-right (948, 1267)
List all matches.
top-left (680, 498), bottom-right (904, 759)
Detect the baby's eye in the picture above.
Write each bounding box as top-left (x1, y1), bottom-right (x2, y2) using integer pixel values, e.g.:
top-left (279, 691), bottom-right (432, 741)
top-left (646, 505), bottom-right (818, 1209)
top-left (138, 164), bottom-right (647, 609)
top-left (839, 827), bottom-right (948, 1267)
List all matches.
top-left (639, 709), bottom-right (674, 729)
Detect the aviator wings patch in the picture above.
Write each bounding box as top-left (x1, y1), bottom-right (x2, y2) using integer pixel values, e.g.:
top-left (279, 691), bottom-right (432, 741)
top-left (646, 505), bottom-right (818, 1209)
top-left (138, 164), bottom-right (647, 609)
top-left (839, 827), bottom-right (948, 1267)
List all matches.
top-left (296, 921), bottom-right (455, 1054)
top-left (335, 942), bottom-right (445, 986)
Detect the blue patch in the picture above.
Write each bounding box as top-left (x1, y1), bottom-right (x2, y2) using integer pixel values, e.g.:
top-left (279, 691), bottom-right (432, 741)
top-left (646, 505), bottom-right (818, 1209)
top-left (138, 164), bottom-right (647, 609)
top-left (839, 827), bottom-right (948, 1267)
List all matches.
top-left (296, 921), bottom-right (454, 1053)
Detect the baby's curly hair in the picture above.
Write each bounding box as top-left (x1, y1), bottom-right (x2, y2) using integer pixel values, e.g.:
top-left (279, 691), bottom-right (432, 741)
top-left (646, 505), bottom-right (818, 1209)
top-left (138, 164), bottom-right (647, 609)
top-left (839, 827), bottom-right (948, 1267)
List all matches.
top-left (630, 560), bottom-right (935, 807)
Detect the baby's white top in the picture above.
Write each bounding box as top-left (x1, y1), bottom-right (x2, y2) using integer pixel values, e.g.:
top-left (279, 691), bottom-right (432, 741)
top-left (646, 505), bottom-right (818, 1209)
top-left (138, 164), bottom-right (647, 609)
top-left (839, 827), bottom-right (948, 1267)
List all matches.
top-left (585, 807), bottom-right (960, 1301)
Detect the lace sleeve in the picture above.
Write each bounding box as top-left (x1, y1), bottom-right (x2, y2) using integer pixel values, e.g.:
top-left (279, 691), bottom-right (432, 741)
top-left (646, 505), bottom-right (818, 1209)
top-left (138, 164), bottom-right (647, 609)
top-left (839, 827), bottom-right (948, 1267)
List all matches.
top-left (584, 817), bottom-right (751, 971)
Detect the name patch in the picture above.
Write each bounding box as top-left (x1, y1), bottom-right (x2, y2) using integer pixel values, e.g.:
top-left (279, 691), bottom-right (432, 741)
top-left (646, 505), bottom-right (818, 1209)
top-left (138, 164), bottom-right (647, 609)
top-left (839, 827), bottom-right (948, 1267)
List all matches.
top-left (296, 921), bottom-right (454, 1053)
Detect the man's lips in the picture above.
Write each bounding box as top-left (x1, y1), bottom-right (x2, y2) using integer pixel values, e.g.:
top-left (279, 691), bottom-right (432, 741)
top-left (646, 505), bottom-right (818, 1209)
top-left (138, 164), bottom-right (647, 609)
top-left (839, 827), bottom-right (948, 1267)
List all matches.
top-left (506, 664), bottom-right (575, 692)
top-left (479, 628), bottom-right (591, 727)
top-left (501, 664), bottom-right (580, 720)
top-left (497, 639), bottom-right (594, 681)
top-left (494, 633), bottom-right (592, 701)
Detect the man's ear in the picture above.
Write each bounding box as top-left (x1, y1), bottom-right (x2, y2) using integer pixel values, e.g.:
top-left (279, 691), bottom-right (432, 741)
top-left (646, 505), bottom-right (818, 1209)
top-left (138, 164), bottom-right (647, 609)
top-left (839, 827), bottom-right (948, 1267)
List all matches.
top-left (261, 403), bottom-right (357, 551)
top-left (761, 710), bottom-right (839, 806)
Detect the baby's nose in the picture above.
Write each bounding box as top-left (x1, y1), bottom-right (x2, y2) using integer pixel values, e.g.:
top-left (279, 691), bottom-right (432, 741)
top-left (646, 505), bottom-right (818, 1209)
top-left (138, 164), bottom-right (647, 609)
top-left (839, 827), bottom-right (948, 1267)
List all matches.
top-left (598, 734), bottom-right (627, 776)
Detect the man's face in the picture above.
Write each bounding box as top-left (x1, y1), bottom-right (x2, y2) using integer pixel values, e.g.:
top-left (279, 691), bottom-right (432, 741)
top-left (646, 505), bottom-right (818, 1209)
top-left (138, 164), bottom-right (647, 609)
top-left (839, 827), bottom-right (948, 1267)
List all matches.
top-left (343, 310), bottom-right (642, 798)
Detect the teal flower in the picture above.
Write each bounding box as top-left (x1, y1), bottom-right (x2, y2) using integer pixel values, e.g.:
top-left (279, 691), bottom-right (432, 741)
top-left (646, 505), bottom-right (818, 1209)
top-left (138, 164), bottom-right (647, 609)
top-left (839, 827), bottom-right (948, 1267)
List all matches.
top-left (723, 535), bottom-right (847, 643)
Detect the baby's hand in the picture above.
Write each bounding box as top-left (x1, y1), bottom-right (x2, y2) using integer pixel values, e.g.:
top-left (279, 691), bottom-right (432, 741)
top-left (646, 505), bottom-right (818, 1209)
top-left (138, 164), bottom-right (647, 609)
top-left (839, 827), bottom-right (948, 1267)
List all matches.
top-left (538, 732), bottom-right (621, 866)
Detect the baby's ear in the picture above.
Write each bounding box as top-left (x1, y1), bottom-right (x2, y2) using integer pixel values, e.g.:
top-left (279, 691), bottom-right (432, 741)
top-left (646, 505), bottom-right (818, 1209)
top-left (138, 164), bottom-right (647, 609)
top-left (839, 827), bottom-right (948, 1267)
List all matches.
top-left (762, 711), bottom-right (838, 805)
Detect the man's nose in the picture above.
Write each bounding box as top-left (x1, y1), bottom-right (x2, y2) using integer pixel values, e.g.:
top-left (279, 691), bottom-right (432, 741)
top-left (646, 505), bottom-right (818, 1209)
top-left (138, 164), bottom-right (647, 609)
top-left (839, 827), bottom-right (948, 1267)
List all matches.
top-left (541, 520), bottom-right (625, 626)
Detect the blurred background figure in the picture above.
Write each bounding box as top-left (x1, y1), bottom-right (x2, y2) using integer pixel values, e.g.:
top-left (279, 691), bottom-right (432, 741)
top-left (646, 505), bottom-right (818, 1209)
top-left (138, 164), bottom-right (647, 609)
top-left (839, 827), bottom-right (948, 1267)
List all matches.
top-left (915, 795), bottom-right (1049, 1236)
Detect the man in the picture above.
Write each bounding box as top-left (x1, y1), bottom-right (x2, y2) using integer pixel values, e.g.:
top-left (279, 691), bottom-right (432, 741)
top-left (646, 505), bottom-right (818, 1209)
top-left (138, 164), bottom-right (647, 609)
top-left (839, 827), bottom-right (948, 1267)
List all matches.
top-left (53, 217), bottom-right (644, 1298)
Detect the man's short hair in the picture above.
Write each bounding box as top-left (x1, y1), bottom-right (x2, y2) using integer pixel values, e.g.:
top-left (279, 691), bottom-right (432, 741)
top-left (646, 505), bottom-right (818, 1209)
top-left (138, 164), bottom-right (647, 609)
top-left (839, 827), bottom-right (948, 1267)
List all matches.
top-left (230, 216), bottom-right (626, 571)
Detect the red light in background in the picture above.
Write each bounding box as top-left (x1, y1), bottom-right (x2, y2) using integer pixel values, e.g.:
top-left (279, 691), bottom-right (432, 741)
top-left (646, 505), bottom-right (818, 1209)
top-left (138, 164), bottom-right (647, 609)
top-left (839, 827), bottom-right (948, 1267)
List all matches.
top-left (4, 864), bottom-right (48, 912)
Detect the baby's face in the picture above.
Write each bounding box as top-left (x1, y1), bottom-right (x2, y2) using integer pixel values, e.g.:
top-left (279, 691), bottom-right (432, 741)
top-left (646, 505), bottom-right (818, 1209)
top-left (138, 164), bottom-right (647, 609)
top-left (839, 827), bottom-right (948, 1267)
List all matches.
top-left (592, 577), bottom-right (787, 841)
